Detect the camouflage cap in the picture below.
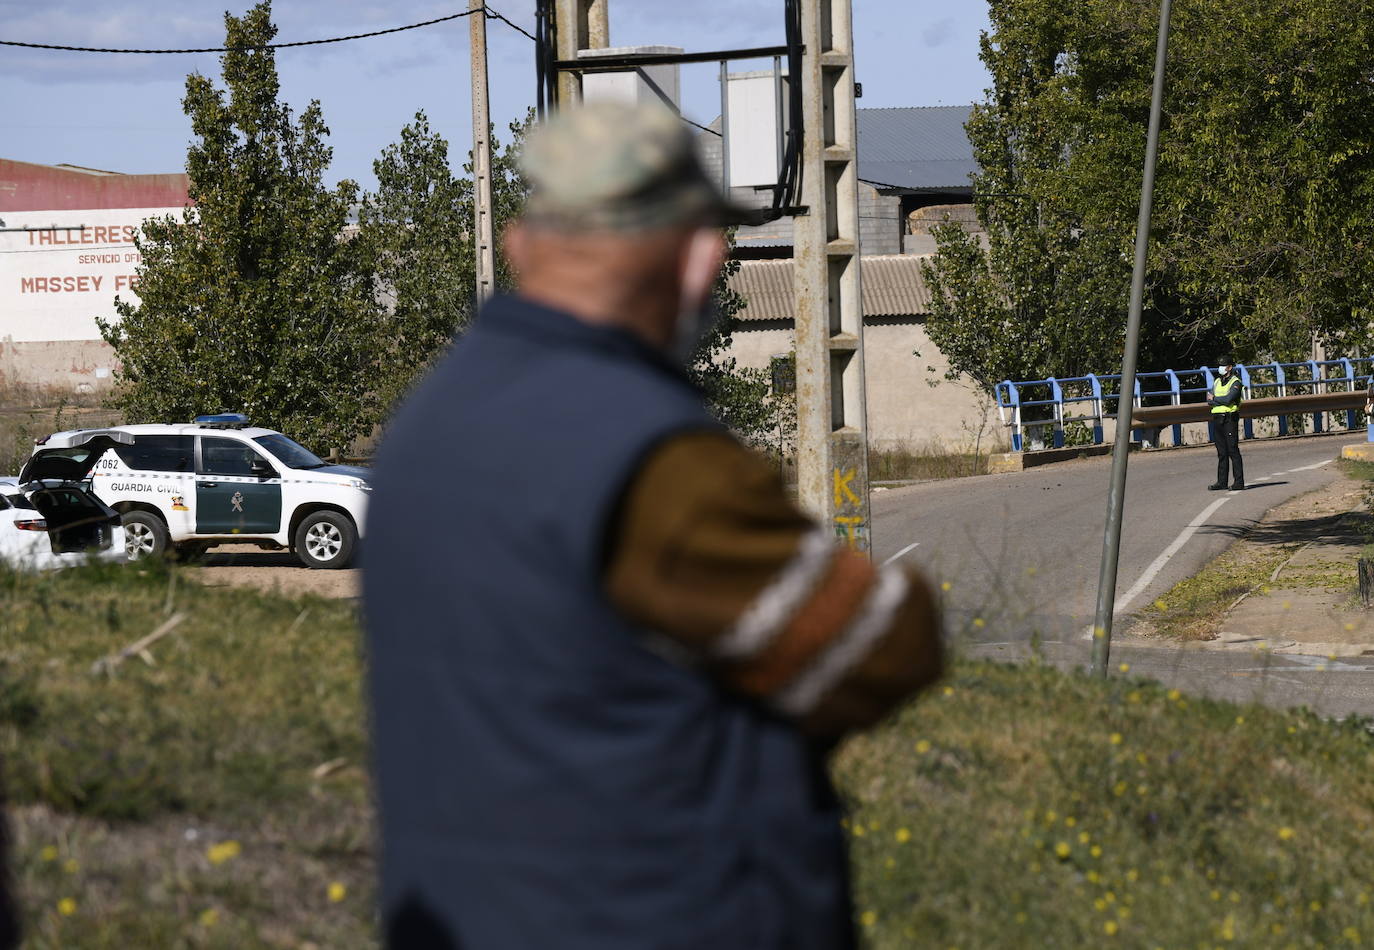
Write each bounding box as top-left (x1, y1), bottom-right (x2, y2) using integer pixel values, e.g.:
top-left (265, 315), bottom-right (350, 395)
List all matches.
top-left (521, 102), bottom-right (756, 232)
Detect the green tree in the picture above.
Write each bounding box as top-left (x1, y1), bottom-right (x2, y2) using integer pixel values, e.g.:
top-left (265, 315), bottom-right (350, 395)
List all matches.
top-left (100, 2), bottom-right (382, 450)
top-left (689, 235), bottom-right (791, 449)
top-left (357, 110), bottom-right (533, 408)
top-left (923, 0), bottom-right (1374, 390)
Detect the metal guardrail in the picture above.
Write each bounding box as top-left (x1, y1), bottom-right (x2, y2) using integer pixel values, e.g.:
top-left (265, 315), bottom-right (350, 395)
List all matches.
top-left (995, 359), bottom-right (1374, 452)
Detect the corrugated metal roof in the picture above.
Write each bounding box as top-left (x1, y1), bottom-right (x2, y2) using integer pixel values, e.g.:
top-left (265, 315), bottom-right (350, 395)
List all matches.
top-left (856, 106), bottom-right (977, 192)
top-left (729, 254), bottom-right (932, 322)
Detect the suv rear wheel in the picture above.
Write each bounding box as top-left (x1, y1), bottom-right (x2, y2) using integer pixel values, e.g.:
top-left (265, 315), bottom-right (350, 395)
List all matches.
top-left (122, 511), bottom-right (169, 561)
top-left (294, 511), bottom-right (356, 569)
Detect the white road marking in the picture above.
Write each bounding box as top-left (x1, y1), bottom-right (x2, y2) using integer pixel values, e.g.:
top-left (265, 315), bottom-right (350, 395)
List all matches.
top-left (880, 542), bottom-right (921, 567)
top-left (1115, 496), bottom-right (1232, 613)
top-left (1287, 459), bottom-right (1332, 473)
top-left (1080, 496), bottom-right (1231, 640)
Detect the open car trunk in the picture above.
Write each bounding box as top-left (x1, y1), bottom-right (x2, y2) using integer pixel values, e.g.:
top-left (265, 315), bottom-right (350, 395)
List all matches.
top-left (27, 486), bottom-right (120, 555)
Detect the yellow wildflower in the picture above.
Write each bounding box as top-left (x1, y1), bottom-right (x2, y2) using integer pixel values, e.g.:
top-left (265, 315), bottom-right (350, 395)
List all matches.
top-left (915, 739), bottom-right (932, 754)
top-left (1277, 827), bottom-right (1295, 841)
top-left (206, 840), bottom-right (241, 865)
top-left (199, 908), bottom-right (219, 927)
top-left (1344, 927), bottom-right (1360, 942)
top-left (1091, 845), bottom-right (1102, 858)
top-left (1104, 920), bottom-right (1119, 936)
top-left (972, 617), bottom-right (986, 629)
top-left (57, 898), bottom-right (76, 917)
top-left (328, 881), bottom-right (347, 903)
top-left (62, 859), bottom-right (78, 874)
top-left (895, 828), bottom-right (912, 844)
top-left (1078, 831), bottom-right (1090, 845)
top-left (1109, 733), bottom-right (1123, 745)
top-left (942, 686), bottom-right (954, 697)
top-left (1118, 663), bottom-right (1130, 673)
top-left (1167, 689), bottom-right (1180, 701)
top-left (940, 581), bottom-right (952, 592)
top-left (40, 846), bottom-right (58, 862)
top-left (1054, 842), bottom-right (1071, 859)
top-left (860, 910), bottom-right (877, 928)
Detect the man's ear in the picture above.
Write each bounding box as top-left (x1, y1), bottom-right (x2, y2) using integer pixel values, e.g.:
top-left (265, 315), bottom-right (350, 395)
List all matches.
top-left (679, 229), bottom-right (726, 309)
top-left (502, 221), bottom-right (528, 274)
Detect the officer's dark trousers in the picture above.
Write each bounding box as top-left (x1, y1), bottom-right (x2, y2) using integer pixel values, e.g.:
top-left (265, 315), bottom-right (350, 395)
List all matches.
top-left (1213, 413), bottom-right (1244, 486)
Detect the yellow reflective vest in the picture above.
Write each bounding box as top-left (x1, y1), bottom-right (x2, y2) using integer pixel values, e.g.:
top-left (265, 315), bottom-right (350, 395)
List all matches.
top-left (1211, 375), bottom-right (1242, 414)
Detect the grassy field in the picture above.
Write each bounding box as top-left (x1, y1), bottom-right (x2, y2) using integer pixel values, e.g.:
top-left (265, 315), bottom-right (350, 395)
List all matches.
top-left (1, 562), bottom-right (372, 948)
top-left (4, 565), bottom-right (1374, 947)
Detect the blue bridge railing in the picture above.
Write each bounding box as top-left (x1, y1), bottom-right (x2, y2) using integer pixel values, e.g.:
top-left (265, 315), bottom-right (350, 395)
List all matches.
top-left (995, 359), bottom-right (1374, 453)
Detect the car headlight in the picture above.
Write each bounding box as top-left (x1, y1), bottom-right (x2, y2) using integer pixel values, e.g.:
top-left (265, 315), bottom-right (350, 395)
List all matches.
top-left (348, 478), bottom-right (371, 492)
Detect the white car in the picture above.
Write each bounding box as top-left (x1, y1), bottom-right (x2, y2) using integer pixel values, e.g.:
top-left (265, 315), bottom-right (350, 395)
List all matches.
top-left (34, 414), bottom-right (369, 569)
top-left (1, 430), bottom-right (129, 570)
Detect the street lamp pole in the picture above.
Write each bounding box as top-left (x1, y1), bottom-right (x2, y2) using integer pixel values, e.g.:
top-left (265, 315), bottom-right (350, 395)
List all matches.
top-left (1091, 0), bottom-right (1174, 677)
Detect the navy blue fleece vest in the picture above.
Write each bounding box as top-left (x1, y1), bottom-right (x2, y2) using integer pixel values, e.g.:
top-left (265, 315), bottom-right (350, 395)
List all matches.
top-left (364, 296), bottom-right (853, 950)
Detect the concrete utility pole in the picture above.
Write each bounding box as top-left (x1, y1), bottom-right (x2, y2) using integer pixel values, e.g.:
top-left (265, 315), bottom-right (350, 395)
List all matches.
top-left (553, 0), bottom-right (610, 107)
top-left (469, 0), bottom-right (497, 304)
top-left (793, 0), bottom-right (872, 556)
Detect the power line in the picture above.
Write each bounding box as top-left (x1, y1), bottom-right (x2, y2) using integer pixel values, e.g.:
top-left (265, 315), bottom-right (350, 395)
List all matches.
top-left (483, 8), bottom-right (537, 44)
top-left (681, 115), bottom-right (722, 138)
top-left (0, 6), bottom-right (540, 55)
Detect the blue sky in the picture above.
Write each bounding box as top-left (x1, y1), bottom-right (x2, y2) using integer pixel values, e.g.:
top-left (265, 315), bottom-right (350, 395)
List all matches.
top-left (0, 1), bottom-right (993, 191)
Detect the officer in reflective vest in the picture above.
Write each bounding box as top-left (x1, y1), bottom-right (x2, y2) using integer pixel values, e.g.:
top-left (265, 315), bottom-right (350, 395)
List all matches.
top-left (1207, 356), bottom-right (1245, 491)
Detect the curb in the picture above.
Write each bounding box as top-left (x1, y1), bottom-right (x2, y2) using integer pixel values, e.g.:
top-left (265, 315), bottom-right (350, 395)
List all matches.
top-left (988, 443), bottom-right (1117, 473)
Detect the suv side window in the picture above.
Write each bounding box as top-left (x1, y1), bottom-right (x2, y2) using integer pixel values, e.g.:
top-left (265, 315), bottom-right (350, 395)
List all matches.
top-left (200, 437), bottom-right (269, 477)
top-left (114, 435), bottom-right (194, 472)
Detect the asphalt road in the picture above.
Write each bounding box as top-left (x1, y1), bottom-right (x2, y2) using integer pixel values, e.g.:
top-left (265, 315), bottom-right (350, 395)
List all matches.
top-left (871, 432), bottom-right (1374, 717)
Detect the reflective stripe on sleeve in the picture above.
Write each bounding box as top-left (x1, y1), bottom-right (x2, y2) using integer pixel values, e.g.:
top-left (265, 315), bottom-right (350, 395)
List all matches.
top-left (774, 565), bottom-right (910, 717)
top-left (713, 527), bottom-right (836, 660)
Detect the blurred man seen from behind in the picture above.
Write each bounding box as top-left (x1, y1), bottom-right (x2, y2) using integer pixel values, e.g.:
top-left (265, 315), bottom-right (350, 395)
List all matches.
top-left (364, 102), bottom-right (944, 950)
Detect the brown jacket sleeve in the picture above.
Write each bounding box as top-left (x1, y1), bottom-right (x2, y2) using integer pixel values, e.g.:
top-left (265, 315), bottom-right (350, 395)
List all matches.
top-left (605, 431), bottom-right (942, 738)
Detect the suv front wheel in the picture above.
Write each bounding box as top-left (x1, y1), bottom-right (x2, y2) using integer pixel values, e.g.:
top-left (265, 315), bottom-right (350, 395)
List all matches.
top-left (294, 511), bottom-right (356, 570)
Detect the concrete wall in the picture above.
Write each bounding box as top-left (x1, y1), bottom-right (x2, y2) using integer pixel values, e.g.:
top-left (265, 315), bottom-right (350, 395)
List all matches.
top-left (858, 188), bottom-right (903, 257)
top-left (727, 317), bottom-right (1005, 453)
top-left (0, 338), bottom-right (116, 400)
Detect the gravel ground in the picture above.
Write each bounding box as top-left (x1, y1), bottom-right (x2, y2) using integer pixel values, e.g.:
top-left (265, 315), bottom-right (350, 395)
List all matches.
top-left (189, 544), bottom-right (360, 599)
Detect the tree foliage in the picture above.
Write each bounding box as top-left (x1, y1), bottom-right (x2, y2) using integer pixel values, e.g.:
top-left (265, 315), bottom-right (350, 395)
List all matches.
top-left (923, 0), bottom-right (1374, 390)
top-left (356, 111), bottom-right (532, 409)
top-left (690, 235), bottom-right (791, 448)
top-left (100, 2), bottom-right (383, 450)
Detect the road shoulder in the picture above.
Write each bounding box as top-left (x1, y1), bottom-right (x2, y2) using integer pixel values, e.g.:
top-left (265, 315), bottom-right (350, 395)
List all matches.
top-left (1123, 463), bottom-right (1373, 657)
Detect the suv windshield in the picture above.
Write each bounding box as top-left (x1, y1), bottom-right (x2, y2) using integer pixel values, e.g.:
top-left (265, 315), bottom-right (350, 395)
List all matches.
top-left (253, 434), bottom-right (327, 470)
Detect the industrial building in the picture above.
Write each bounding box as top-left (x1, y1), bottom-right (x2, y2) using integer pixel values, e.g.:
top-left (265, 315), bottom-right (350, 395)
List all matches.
top-left (0, 158), bottom-right (188, 397)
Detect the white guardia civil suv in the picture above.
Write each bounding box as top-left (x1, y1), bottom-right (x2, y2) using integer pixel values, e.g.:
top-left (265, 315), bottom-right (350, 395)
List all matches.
top-left (32, 414), bottom-right (369, 569)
